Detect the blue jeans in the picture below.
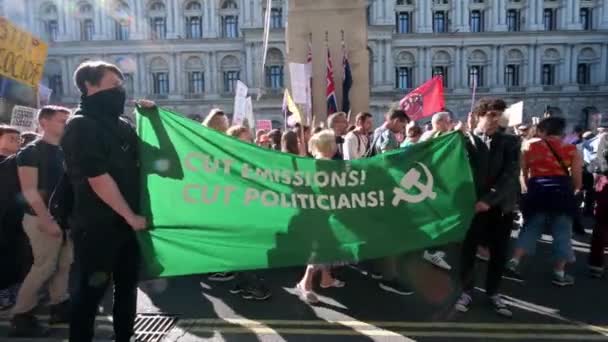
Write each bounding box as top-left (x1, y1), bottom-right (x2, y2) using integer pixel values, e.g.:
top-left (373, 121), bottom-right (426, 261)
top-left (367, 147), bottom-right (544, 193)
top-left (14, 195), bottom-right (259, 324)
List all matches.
top-left (516, 213), bottom-right (574, 263)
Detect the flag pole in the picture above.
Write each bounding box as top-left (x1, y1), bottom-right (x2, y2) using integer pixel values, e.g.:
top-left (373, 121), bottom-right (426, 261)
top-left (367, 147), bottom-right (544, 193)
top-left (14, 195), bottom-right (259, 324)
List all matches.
top-left (308, 32), bottom-right (313, 127)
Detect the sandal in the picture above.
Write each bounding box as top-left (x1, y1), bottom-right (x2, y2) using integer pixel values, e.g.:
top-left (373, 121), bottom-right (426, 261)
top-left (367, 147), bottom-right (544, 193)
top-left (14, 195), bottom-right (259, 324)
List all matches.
top-left (320, 279), bottom-right (346, 289)
top-left (296, 282), bottom-right (319, 304)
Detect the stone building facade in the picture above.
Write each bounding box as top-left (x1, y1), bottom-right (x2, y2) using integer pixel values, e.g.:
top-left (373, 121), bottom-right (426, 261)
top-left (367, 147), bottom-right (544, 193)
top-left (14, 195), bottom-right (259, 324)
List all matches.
top-left (3, 0), bottom-right (608, 127)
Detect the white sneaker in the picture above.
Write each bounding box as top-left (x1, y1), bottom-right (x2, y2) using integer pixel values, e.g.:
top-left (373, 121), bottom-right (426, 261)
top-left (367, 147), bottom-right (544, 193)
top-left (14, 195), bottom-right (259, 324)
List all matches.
top-left (423, 250), bottom-right (452, 271)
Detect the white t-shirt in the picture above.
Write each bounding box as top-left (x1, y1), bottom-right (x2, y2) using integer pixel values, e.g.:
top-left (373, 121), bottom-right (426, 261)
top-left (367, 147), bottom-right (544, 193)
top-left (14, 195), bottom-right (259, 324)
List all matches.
top-left (343, 131), bottom-right (369, 160)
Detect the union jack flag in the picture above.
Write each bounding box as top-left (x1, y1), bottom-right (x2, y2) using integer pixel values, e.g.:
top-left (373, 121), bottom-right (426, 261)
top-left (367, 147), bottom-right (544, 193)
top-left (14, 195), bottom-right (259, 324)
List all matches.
top-left (326, 47), bottom-right (338, 115)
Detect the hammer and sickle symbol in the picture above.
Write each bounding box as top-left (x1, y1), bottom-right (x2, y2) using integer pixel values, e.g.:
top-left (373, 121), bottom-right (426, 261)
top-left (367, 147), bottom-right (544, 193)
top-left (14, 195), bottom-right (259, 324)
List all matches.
top-left (392, 162), bottom-right (437, 206)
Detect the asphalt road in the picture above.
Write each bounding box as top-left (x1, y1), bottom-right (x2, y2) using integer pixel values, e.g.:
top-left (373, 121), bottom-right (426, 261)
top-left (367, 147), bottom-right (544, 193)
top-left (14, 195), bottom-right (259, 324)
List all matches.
top-left (1, 228), bottom-right (607, 342)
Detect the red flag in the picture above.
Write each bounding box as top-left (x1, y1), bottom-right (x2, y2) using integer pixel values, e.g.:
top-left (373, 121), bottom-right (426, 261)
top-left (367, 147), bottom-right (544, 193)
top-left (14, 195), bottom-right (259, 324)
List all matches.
top-left (399, 76), bottom-right (445, 121)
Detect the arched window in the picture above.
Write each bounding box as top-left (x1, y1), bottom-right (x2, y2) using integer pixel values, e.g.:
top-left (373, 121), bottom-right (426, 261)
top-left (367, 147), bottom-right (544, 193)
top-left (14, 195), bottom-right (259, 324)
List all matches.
top-left (149, 57), bottom-right (170, 95)
top-left (541, 48), bottom-right (560, 86)
top-left (577, 48), bottom-right (597, 85)
top-left (221, 55), bottom-right (240, 93)
top-left (468, 49), bottom-right (487, 87)
top-left (114, 1), bottom-right (131, 40)
top-left (265, 48), bottom-right (284, 89)
top-left (394, 51), bottom-right (415, 90)
top-left (44, 60), bottom-right (63, 101)
top-left (149, 2), bottom-right (167, 40)
top-left (220, 0), bottom-right (239, 38)
top-left (432, 50), bottom-right (451, 87)
top-left (185, 56), bottom-right (205, 94)
top-left (78, 3), bottom-right (95, 41)
top-left (41, 4), bottom-right (59, 42)
top-left (504, 49), bottom-right (524, 87)
top-left (185, 1), bottom-right (203, 38)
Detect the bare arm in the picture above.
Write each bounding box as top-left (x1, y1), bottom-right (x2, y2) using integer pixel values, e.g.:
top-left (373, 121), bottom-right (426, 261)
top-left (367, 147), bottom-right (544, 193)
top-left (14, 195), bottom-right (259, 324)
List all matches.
top-left (88, 173), bottom-right (136, 222)
top-left (520, 150), bottom-right (529, 193)
top-left (18, 166), bottom-right (61, 237)
top-left (571, 150), bottom-right (583, 192)
top-left (18, 166), bottom-right (54, 222)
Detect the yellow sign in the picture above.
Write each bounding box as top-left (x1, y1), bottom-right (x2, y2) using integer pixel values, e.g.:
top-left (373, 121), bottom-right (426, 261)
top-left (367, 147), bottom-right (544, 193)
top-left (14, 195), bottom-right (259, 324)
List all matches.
top-left (0, 17), bottom-right (48, 88)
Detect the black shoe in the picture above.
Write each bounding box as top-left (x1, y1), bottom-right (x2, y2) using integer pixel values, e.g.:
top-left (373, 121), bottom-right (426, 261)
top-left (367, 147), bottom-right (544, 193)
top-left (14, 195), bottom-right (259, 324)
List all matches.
top-left (209, 272), bottom-right (236, 282)
top-left (502, 263), bottom-right (524, 283)
top-left (231, 283), bottom-right (271, 301)
top-left (489, 295), bottom-right (513, 318)
top-left (49, 299), bottom-right (70, 325)
top-left (589, 266), bottom-right (605, 279)
top-left (378, 280), bottom-right (414, 296)
top-left (454, 292), bottom-right (473, 313)
top-left (10, 312), bottom-right (49, 337)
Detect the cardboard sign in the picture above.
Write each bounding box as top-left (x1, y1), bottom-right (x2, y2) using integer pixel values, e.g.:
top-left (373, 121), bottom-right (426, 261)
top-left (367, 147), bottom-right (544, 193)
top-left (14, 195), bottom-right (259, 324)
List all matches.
top-left (10, 105), bottom-right (37, 132)
top-left (0, 17), bottom-right (48, 88)
top-left (256, 119), bottom-right (272, 131)
top-left (505, 101), bottom-right (524, 127)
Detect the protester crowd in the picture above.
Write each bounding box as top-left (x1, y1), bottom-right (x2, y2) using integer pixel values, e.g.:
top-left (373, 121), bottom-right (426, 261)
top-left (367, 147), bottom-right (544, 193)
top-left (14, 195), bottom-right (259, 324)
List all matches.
top-left (0, 60), bottom-right (607, 341)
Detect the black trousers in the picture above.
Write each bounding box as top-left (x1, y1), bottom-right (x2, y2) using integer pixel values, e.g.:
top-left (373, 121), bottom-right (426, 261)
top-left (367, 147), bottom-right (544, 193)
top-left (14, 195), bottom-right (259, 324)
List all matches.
top-left (69, 229), bottom-right (140, 342)
top-left (460, 207), bottom-right (512, 297)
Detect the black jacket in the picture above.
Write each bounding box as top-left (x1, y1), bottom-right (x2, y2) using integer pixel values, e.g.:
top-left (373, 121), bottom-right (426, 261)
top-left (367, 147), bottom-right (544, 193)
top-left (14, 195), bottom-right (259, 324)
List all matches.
top-left (466, 131), bottom-right (521, 213)
top-left (60, 108), bottom-right (140, 233)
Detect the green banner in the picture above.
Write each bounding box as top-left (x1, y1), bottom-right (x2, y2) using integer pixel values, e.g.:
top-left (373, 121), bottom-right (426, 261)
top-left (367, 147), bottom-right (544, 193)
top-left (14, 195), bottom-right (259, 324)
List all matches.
top-left (136, 108), bottom-right (476, 278)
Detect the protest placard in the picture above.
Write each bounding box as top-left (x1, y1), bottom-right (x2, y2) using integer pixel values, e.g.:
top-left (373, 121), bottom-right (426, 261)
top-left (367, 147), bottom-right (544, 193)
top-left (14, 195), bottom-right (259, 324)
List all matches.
top-left (0, 17), bottom-right (48, 88)
top-left (10, 105), bottom-right (37, 132)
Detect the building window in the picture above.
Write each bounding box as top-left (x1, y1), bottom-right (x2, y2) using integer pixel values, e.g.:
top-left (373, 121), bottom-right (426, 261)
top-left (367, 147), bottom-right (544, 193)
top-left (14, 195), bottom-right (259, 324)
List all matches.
top-left (433, 11), bottom-right (447, 33)
top-left (542, 64), bottom-right (555, 85)
top-left (49, 75), bottom-right (63, 97)
top-left (186, 16), bottom-right (203, 38)
top-left (123, 73), bottom-right (134, 95)
top-left (188, 71), bottom-right (205, 93)
top-left (265, 66), bottom-right (284, 89)
top-left (470, 10), bottom-right (484, 32)
top-left (223, 71), bottom-right (240, 93)
top-left (580, 8), bottom-right (592, 30)
top-left (151, 17), bottom-right (166, 39)
top-left (396, 12), bottom-right (412, 33)
top-left (45, 20), bottom-right (59, 42)
top-left (80, 19), bottom-right (94, 41)
top-left (505, 65), bottom-right (520, 86)
top-left (433, 66), bottom-right (448, 87)
top-left (577, 63), bottom-right (590, 85)
top-left (222, 16), bottom-right (239, 38)
top-left (152, 72), bottom-right (169, 94)
top-left (395, 67), bottom-right (413, 90)
top-left (115, 21), bottom-right (129, 40)
top-left (271, 8), bottom-right (282, 28)
top-left (544, 8), bottom-right (557, 31)
top-left (468, 66), bottom-right (484, 87)
top-left (506, 9), bottom-right (520, 31)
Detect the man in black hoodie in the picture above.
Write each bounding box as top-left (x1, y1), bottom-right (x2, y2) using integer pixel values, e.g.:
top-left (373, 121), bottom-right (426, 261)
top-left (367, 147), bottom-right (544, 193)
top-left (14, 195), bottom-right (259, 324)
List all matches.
top-left (60, 61), bottom-right (150, 342)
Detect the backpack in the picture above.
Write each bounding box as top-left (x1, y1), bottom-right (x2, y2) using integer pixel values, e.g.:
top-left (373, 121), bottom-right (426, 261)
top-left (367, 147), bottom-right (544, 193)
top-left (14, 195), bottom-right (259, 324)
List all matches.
top-left (363, 131), bottom-right (382, 158)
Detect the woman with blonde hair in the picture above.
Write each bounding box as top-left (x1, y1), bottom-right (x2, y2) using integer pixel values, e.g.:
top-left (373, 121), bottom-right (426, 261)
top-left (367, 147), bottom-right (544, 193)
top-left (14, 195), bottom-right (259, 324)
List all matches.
top-left (295, 129), bottom-right (345, 304)
top-left (202, 108), bottom-right (229, 133)
top-left (227, 125), bottom-right (253, 143)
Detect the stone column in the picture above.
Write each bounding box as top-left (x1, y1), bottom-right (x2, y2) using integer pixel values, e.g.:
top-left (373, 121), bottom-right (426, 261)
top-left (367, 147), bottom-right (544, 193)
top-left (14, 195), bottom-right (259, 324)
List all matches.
top-left (246, 43), bottom-right (253, 85)
top-left (527, 44), bottom-right (535, 86)
top-left (175, 53), bottom-right (183, 94)
top-left (495, 0), bottom-right (507, 31)
top-left (561, 46), bottom-right (569, 84)
top-left (417, 48), bottom-right (425, 87)
top-left (601, 0), bottom-right (608, 29)
top-left (566, 0), bottom-right (582, 30)
top-left (167, 0), bottom-right (178, 38)
top-left (600, 43), bottom-right (608, 90)
top-left (419, 0), bottom-right (432, 32)
top-left (386, 41), bottom-right (394, 85)
top-left (536, 0), bottom-right (544, 29)
top-left (455, 47), bottom-right (462, 89)
top-left (211, 52), bottom-right (219, 94)
top-left (424, 47), bottom-right (431, 81)
top-left (60, 57), bottom-right (70, 98)
top-left (497, 46), bottom-right (505, 88)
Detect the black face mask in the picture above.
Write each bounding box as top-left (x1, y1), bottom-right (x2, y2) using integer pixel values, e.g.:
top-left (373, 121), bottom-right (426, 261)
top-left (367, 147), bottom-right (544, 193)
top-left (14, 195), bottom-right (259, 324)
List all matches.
top-left (83, 86), bottom-right (126, 119)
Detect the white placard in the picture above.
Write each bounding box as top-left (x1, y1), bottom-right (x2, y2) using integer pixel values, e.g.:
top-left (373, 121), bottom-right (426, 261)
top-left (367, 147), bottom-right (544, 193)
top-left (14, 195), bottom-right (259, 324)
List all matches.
top-left (10, 105), bottom-right (38, 132)
top-left (232, 81), bottom-right (249, 125)
top-left (244, 96), bottom-right (254, 128)
top-left (289, 63), bottom-right (309, 105)
top-left (506, 101), bottom-right (524, 127)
